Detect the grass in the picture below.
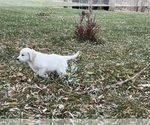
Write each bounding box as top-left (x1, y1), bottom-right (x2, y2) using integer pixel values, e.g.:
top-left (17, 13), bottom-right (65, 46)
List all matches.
top-left (0, 1), bottom-right (150, 119)
top-left (0, 0), bottom-right (100, 7)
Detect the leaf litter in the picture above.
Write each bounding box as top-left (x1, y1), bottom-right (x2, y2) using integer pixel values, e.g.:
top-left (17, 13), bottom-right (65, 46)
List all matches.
top-left (0, 7), bottom-right (150, 119)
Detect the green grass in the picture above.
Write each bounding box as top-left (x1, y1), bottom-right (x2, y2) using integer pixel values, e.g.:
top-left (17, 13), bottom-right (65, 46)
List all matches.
top-left (0, 1), bottom-right (150, 119)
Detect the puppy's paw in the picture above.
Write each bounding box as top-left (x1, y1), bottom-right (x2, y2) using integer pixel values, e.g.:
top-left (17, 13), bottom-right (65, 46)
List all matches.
top-left (36, 70), bottom-right (48, 78)
top-left (43, 74), bottom-right (48, 78)
top-left (64, 72), bottom-right (70, 76)
top-left (39, 73), bottom-right (48, 78)
top-left (58, 72), bottom-right (70, 79)
top-left (34, 73), bottom-right (38, 77)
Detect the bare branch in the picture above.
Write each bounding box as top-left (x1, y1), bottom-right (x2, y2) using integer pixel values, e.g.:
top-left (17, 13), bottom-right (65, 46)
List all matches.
top-left (104, 63), bottom-right (150, 90)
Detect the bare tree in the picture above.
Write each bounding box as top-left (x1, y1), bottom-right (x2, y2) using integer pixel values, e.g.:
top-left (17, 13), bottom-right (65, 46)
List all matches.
top-left (109, 0), bottom-right (115, 11)
top-left (135, 0), bottom-right (139, 12)
top-left (140, 0), bottom-right (147, 12)
top-left (97, 0), bottom-right (102, 9)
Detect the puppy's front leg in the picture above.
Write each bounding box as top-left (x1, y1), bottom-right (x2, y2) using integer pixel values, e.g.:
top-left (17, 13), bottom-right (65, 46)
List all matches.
top-left (36, 69), bottom-right (48, 78)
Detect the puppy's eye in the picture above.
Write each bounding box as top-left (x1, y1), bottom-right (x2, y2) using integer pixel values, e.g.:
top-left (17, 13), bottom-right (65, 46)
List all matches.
top-left (22, 54), bottom-right (24, 56)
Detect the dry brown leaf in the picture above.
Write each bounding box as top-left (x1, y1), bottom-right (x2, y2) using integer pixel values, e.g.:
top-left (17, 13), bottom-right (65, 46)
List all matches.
top-left (17, 72), bottom-right (24, 77)
top-left (123, 107), bottom-right (133, 115)
top-left (62, 97), bottom-right (68, 101)
top-left (134, 86), bottom-right (144, 91)
top-left (9, 102), bottom-right (19, 106)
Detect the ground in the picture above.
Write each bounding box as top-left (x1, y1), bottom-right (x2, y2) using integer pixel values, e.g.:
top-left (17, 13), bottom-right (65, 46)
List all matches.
top-left (0, 0), bottom-right (150, 119)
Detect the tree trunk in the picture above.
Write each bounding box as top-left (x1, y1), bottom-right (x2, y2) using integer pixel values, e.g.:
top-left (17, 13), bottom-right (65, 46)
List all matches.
top-left (109, 0), bottom-right (116, 11)
top-left (139, 0), bottom-right (146, 12)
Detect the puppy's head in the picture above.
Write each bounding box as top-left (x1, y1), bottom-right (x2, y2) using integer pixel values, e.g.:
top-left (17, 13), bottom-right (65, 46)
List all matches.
top-left (17, 48), bottom-right (36, 62)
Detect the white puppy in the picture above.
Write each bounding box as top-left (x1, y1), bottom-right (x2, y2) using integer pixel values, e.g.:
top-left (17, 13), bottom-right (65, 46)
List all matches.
top-left (17, 48), bottom-right (79, 78)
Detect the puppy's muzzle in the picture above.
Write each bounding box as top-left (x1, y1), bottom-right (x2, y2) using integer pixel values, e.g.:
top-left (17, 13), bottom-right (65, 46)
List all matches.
top-left (17, 58), bottom-right (20, 61)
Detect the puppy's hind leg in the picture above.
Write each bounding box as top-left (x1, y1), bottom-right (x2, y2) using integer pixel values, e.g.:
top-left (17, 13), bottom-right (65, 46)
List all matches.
top-left (57, 62), bottom-right (68, 77)
top-left (57, 69), bottom-right (67, 77)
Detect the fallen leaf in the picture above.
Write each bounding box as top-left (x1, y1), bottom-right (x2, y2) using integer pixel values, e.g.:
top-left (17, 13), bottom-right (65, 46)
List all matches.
top-left (17, 72), bottom-right (24, 77)
top-left (123, 107), bottom-right (133, 115)
top-left (9, 102), bottom-right (19, 106)
top-left (87, 72), bottom-right (95, 75)
top-left (134, 86), bottom-right (144, 91)
top-left (59, 104), bottom-right (65, 110)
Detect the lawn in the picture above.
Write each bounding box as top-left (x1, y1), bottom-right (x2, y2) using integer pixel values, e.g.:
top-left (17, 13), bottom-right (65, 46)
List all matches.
top-left (0, 0), bottom-right (150, 119)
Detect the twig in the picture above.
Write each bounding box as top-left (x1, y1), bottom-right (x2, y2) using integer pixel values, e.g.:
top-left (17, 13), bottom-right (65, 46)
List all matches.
top-left (104, 63), bottom-right (150, 90)
top-left (116, 63), bottom-right (150, 86)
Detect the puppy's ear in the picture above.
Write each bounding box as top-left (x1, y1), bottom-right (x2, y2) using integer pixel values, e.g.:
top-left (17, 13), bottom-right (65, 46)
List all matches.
top-left (28, 50), bottom-right (36, 61)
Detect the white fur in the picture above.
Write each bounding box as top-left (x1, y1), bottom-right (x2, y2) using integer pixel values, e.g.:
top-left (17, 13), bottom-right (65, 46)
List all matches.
top-left (17, 48), bottom-right (79, 78)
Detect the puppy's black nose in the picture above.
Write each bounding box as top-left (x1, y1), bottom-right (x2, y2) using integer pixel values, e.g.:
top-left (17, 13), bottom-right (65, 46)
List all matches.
top-left (17, 58), bottom-right (19, 61)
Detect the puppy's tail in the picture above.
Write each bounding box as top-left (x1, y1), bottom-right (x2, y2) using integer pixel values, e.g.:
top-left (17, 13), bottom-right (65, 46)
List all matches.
top-left (64, 51), bottom-right (80, 61)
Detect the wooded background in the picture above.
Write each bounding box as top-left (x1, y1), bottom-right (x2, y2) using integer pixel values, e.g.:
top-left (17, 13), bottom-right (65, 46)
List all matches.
top-left (51, 0), bottom-right (150, 12)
